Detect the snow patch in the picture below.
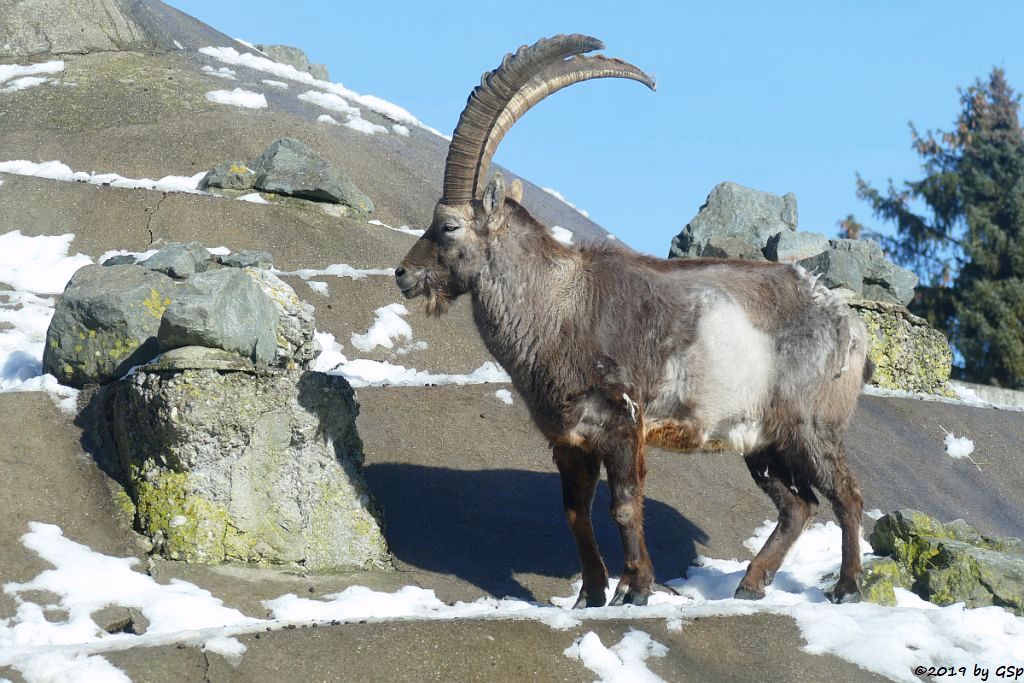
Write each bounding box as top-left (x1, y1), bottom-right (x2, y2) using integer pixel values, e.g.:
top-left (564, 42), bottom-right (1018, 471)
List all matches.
top-left (864, 384), bottom-right (1024, 412)
top-left (0, 61), bottom-right (63, 93)
top-left (317, 114), bottom-right (339, 125)
top-left (564, 630), bottom-right (668, 683)
top-left (0, 160), bottom-right (206, 194)
top-left (328, 359), bottom-right (510, 389)
top-left (236, 192), bottom-right (269, 204)
top-left (201, 65), bottom-right (236, 80)
top-left (392, 124), bottom-right (410, 136)
top-left (495, 389), bottom-right (513, 405)
top-left (205, 88), bottom-right (267, 109)
top-left (298, 89), bottom-right (360, 117)
top-left (0, 231), bottom-right (91, 413)
top-left (344, 117), bottom-right (388, 135)
top-left (262, 79), bottom-right (288, 89)
top-left (864, 508), bottom-right (884, 521)
top-left (542, 187), bottom-right (590, 218)
top-left (173, 40), bottom-right (185, 50)
top-left (275, 263), bottom-right (392, 281)
top-left (550, 225), bottom-right (574, 246)
top-left (200, 46), bottom-right (443, 136)
top-left (941, 426), bottom-right (980, 470)
top-left (306, 281), bottom-right (329, 295)
top-left (351, 304), bottom-right (412, 352)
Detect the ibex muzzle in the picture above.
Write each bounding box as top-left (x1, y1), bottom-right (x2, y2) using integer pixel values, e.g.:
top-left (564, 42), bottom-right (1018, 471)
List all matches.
top-left (396, 35), bottom-right (870, 608)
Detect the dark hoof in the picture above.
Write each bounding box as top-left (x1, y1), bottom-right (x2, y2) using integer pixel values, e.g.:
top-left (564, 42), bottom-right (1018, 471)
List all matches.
top-left (572, 590), bottom-right (607, 609)
top-left (734, 585), bottom-right (766, 601)
top-left (826, 586), bottom-right (862, 604)
top-left (609, 588), bottom-right (650, 607)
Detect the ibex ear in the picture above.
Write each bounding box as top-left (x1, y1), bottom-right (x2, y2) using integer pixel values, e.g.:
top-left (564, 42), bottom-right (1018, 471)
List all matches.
top-left (508, 178), bottom-right (523, 204)
top-left (482, 173), bottom-right (505, 217)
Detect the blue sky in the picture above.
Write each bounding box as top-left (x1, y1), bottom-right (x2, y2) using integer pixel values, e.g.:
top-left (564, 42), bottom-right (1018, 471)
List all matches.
top-left (169, 1), bottom-right (1024, 257)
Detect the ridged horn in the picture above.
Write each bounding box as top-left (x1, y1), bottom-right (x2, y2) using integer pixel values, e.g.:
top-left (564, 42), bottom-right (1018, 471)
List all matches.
top-left (473, 54), bottom-right (656, 200)
top-left (441, 34), bottom-right (605, 204)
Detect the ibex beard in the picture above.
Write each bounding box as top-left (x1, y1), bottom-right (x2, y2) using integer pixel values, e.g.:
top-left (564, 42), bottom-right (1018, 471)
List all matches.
top-left (396, 34), bottom-right (871, 608)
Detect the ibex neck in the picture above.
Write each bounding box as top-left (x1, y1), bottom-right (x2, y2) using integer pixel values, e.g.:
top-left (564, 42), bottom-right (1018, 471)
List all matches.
top-left (471, 232), bottom-right (590, 399)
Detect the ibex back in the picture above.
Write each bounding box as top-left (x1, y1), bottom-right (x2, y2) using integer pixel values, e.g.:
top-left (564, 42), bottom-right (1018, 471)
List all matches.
top-left (395, 35), bottom-right (871, 607)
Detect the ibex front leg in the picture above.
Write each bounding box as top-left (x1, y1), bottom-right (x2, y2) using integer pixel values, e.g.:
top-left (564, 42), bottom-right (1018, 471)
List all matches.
top-left (603, 431), bottom-right (653, 606)
top-left (553, 444), bottom-right (608, 608)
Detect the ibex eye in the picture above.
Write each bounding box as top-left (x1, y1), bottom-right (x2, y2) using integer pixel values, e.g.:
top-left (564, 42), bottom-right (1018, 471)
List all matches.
top-left (443, 223), bottom-right (460, 232)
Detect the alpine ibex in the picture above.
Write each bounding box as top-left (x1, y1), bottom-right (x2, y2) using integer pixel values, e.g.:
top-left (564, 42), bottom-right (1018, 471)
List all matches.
top-left (395, 35), bottom-right (871, 607)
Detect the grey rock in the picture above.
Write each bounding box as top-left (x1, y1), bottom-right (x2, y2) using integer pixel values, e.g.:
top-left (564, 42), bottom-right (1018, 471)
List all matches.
top-left (218, 250), bottom-right (273, 269)
top-left (102, 367), bottom-right (391, 571)
top-left (198, 162), bottom-right (255, 192)
top-left (797, 249), bottom-right (864, 292)
top-left (245, 269), bottom-right (320, 369)
top-left (669, 182), bottom-right (797, 258)
top-left (157, 269), bottom-right (277, 364)
top-left (829, 239), bottom-right (919, 306)
top-left (865, 509), bottom-right (1024, 615)
top-left (699, 236), bottom-right (767, 261)
top-left (43, 264), bottom-right (189, 387)
top-left (91, 605), bottom-right (147, 635)
top-left (139, 242), bottom-right (209, 279)
top-left (256, 44), bottom-right (329, 81)
top-left (764, 231), bottom-right (829, 263)
top-left (249, 138), bottom-right (374, 213)
top-left (102, 254), bottom-right (137, 266)
top-left (864, 259), bottom-right (919, 307)
top-left (308, 63), bottom-right (330, 82)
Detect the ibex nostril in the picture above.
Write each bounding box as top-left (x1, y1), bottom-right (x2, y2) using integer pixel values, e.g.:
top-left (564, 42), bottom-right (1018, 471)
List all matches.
top-left (395, 267), bottom-right (406, 278)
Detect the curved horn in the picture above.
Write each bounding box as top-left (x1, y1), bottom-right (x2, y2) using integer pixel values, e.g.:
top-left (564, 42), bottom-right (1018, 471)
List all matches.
top-left (474, 55), bottom-right (656, 199)
top-left (442, 34), bottom-right (605, 205)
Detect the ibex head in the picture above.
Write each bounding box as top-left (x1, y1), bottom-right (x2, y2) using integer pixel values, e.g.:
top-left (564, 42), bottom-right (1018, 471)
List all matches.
top-left (395, 35), bottom-right (654, 315)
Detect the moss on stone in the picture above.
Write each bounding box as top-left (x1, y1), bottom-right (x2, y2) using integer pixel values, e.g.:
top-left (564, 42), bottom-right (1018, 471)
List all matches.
top-left (861, 558), bottom-right (911, 607)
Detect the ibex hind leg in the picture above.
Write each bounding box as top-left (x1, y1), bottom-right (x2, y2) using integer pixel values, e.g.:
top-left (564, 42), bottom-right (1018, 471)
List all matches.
top-left (735, 447), bottom-right (819, 600)
top-left (553, 444), bottom-right (608, 608)
top-left (603, 435), bottom-right (654, 607)
top-left (808, 440), bottom-right (865, 604)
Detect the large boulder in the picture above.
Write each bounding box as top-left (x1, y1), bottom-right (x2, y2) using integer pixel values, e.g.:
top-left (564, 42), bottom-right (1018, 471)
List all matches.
top-left (42, 264), bottom-right (192, 387)
top-left (45, 245), bottom-right (319, 387)
top-left (98, 351), bottom-right (390, 570)
top-left (157, 269), bottom-right (278, 364)
top-left (669, 182), bottom-right (797, 259)
top-left (850, 298), bottom-right (953, 395)
top-left (249, 138), bottom-right (375, 213)
top-left (863, 510), bottom-right (1024, 615)
top-left (763, 230), bottom-right (829, 263)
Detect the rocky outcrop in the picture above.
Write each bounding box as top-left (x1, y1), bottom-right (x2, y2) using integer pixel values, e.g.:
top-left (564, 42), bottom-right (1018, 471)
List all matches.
top-left (799, 238), bottom-right (918, 307)
top-left (863, 510), bottom-right (1024, 615)
top-left (851, 299), bottom-right (953, 395)
top-left (99, 348), bottom-right (390, 570)
top-left (256, 43), bottom-right (330, 81)
top-left (44, 242), bottom-right (317, 387)
top-left (200, 138), bottom-right (374, 215)
top-left (669, 182), bottom-right (798, 259)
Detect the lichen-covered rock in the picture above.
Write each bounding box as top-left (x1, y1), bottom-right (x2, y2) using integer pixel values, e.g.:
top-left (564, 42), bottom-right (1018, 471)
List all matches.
top-left (850, 298), bottom-right (953, 395)
top-left (244, 268), bottom-right (320, 369)
top-left (43, 264), bottom-right (192, 387)
top-left (101, 359), bottom-right (390, 570)
top-left (139, 242), bottom-right (210, 279)
top-left (198, 162), bottom-right (255, 192)
top-left (249, 138), bottom-right (374, 213)
top-left (668, 182), bottom-right (797, 259)
top-left (865, 510), bottom-right (1024, 615)
top-left (157, 269), bottom-right (277, 364)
